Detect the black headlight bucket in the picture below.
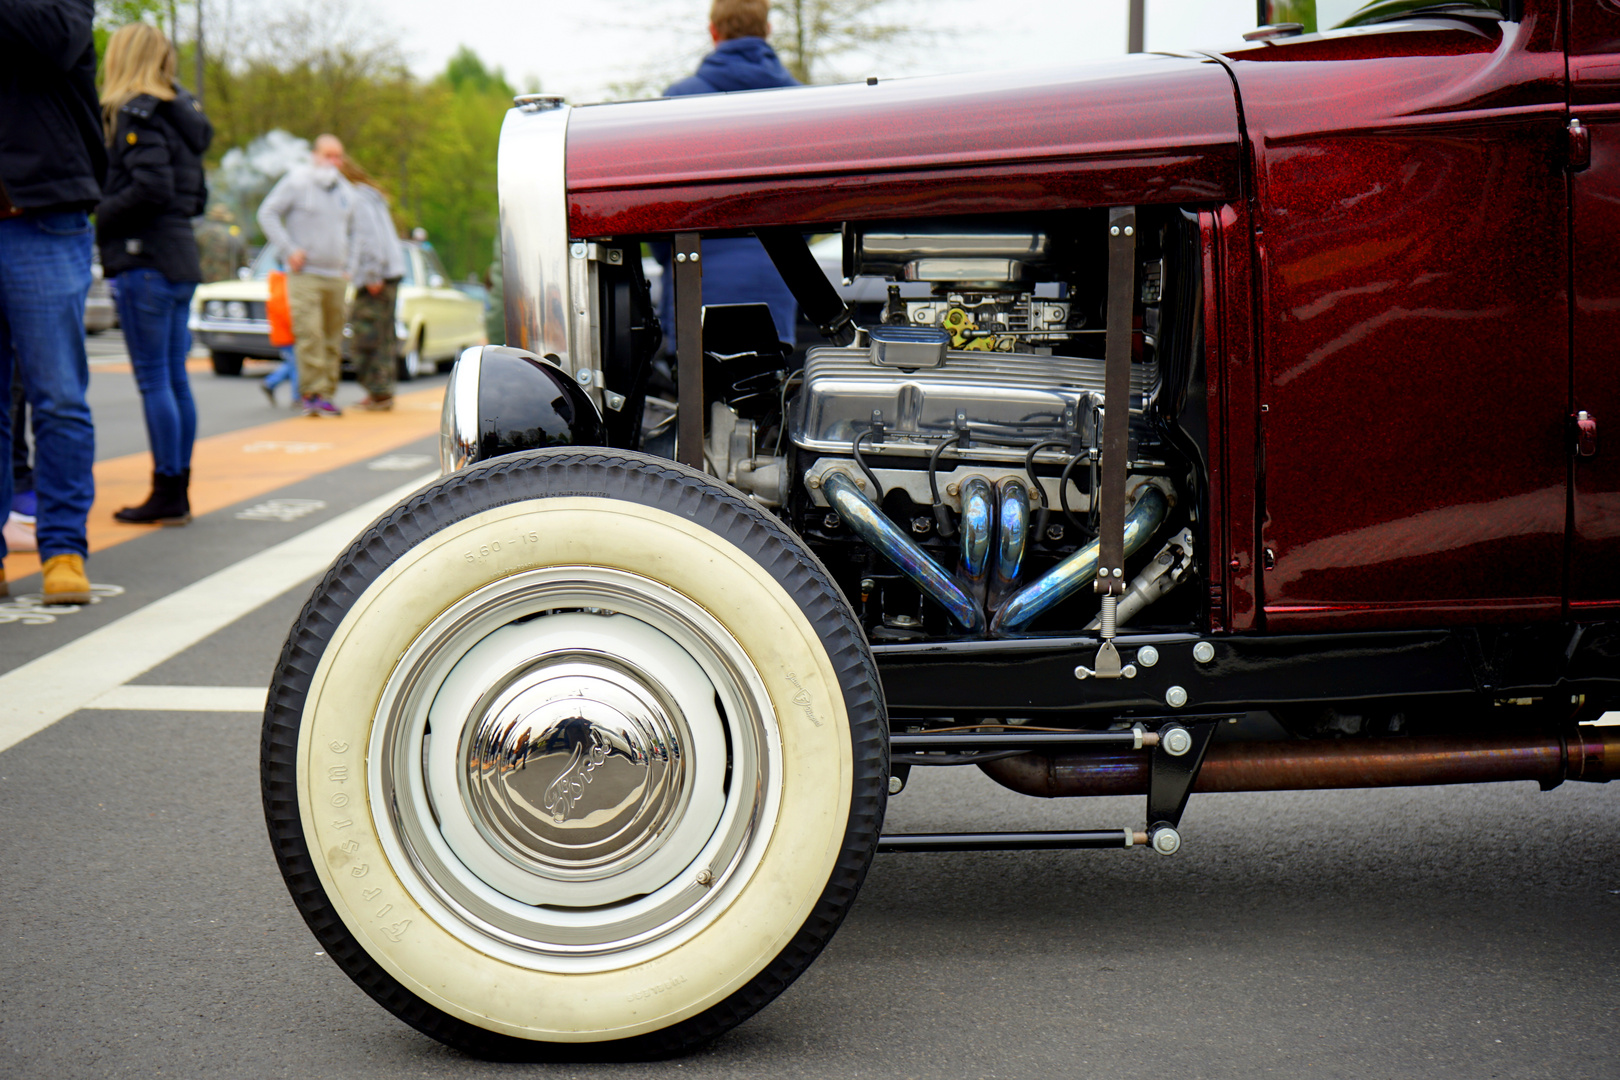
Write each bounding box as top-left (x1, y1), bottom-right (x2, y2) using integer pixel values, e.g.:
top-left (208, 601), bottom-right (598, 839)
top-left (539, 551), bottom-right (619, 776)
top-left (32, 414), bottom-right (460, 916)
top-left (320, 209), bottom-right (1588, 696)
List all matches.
top-left (440, 345), bottom-right (606, 473)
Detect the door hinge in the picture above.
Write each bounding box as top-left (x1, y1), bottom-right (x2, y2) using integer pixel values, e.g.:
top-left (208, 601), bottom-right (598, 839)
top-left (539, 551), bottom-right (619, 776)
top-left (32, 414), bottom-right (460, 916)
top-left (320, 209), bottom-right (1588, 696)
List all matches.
top-left (1568, 117), bottom-right (1591, 172)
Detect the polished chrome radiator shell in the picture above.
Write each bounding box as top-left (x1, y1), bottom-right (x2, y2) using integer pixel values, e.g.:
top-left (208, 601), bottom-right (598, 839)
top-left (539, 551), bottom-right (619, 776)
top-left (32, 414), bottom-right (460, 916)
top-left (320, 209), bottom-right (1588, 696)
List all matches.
top-left (790, 345), bottom-right (1158, 462)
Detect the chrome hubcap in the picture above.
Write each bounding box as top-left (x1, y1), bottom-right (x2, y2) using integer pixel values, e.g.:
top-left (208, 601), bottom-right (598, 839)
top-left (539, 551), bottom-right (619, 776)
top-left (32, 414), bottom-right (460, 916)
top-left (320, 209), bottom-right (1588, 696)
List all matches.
top-left (462, 656), bottom-right (690, 877)
top-left (367, 566), bottom-right (781, 972)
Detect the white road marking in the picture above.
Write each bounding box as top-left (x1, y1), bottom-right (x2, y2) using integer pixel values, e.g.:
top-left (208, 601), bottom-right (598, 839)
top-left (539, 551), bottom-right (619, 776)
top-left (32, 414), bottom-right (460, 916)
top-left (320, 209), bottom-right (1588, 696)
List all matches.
top-left (369, 453), bottom-right (436, 472)
top-left (0, 584), bottom-right (125, 626)
top-left (0, 473), bottom-right (435, 755)
top-left (235, 498), bottom-right (328, 522)
top-left (86, 685), bottom-right (267, 712)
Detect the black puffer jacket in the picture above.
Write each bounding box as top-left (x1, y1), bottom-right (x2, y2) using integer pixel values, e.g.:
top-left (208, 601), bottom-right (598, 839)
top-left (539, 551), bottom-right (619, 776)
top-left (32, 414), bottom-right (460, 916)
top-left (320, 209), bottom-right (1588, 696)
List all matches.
top-left (0, 0), bottom-right (105, 212)
top-left (96, 84), bottom-right (213, 282)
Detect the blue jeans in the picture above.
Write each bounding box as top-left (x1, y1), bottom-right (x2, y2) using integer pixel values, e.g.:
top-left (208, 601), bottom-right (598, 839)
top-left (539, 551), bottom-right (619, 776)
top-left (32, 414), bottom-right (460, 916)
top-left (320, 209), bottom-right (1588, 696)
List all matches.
top-left (264, 346), bottom-right (299, 397)
top-left (0, 213), bottom-right (96, 561)
top-left (115, 268), bottom-right (197, 477)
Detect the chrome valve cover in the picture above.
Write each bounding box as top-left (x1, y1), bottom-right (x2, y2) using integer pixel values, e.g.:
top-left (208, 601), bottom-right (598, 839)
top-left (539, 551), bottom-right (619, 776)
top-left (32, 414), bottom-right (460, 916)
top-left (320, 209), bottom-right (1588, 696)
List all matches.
top-left (790, 344), bottom-right (1158, 462)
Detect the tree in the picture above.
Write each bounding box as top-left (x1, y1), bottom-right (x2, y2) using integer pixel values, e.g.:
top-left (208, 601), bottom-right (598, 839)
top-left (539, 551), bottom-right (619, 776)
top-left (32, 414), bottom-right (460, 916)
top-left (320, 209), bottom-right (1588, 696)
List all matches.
top-left (770, 0), bottom-right (916, 84)
top-left (412, 50), bottom-right (513, 281)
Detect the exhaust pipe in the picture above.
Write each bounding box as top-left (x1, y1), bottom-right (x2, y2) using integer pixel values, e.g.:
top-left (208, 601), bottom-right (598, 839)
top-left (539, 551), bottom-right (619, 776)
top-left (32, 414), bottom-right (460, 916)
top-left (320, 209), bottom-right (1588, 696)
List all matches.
top-left (991, 477), bottom-right (1030, 606)
top-left (824, 470), bottom-right (986, 633)
top-left (958, 475), bottom-right (993, 584)
top-left (978, 726), bottom-right (1620, 797)
top-left (990, 484), bottom-right (1169, 636)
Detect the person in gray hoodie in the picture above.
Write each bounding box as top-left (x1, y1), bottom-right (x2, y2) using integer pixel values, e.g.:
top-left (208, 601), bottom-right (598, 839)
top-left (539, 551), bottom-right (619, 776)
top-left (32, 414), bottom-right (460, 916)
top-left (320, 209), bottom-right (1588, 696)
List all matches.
top-left (256, 134), bottom-right (353, 416)
top-left (340, 155), bottom-right (404, 410)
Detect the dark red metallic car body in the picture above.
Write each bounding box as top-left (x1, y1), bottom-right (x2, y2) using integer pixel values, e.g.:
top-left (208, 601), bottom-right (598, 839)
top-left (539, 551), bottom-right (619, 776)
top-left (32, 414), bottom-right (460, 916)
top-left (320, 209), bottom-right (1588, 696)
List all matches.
top-left (558, 0), bottom-right (1620, 641)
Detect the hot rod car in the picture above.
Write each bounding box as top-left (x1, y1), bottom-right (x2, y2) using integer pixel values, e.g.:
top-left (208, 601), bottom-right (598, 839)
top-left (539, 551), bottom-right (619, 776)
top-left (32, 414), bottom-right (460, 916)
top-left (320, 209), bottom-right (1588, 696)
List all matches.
top-left (262, 0), bottom-right (1619, 1060)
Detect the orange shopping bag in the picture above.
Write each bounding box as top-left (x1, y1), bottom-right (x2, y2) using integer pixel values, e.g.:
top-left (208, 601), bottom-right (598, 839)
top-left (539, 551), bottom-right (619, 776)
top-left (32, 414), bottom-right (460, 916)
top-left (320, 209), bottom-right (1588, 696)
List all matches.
top-left (266, 270), bottom-right (294, 347)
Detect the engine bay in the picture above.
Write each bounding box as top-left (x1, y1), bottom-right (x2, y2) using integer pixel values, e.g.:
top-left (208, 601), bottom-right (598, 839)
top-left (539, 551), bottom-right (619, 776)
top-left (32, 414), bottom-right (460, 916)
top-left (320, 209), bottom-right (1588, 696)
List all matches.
top-left (590, 207), bottom-right (1209, 644)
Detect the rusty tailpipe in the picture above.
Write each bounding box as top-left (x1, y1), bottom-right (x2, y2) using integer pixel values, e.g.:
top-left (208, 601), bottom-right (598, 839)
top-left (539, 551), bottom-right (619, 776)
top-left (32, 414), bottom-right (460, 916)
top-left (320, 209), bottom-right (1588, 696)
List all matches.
top-left (978, 725), bottom-right (1620, 798)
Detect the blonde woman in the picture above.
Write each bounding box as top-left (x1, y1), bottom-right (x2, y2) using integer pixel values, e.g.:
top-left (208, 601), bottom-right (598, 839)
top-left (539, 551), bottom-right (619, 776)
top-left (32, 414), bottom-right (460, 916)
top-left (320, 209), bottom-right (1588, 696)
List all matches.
top-left (96, 22), bottom-right (212, 524)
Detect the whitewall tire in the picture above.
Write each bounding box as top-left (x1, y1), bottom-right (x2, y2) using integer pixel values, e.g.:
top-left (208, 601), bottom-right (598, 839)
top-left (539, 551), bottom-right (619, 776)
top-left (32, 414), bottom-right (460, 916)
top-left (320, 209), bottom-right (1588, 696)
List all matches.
top-left (261, 449), bottom-right (887, 1060)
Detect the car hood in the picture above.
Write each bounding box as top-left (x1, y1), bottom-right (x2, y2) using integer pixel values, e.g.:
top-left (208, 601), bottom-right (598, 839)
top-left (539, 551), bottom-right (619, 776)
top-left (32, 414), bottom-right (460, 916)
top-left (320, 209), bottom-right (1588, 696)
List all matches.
top-left (563, 53), bottom-right (1242, 235)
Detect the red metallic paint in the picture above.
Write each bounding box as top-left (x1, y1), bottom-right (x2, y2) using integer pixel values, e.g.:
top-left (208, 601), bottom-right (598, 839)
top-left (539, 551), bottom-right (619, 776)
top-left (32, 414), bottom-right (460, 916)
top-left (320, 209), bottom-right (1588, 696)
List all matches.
top-left (564, 57), bottom-right (1241, 237)
top-left (1570, 1), bottom-right (1620, 606)
top-left (1216, 9), bottom-right (1574, 632)
top-left (550, 0), bottom-right (1618, 637)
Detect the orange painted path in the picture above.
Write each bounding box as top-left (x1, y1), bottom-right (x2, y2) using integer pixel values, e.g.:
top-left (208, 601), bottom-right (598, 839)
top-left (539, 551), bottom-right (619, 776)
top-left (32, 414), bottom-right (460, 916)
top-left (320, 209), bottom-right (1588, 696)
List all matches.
top-left (3, 385), bottom-right (443, 581)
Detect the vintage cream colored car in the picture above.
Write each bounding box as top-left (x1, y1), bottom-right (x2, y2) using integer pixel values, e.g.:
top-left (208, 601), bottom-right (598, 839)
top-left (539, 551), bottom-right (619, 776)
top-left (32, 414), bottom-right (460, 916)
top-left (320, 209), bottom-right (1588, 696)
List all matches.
top-left (188, 239), bottom-right (484, 378)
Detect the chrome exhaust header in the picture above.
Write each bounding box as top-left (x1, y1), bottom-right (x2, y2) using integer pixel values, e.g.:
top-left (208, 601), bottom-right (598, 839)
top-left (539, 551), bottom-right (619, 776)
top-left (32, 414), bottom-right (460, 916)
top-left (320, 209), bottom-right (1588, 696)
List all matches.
top-left (990, 485), bottom-right (1169, 637)
top-left (823, 471), bottom-right (986, 634)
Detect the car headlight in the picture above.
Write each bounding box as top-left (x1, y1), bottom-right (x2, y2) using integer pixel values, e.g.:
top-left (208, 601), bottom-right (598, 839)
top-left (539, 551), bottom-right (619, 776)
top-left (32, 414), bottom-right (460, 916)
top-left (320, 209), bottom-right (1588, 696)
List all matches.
top-left (438, 345), bottom-right (605, 475)
top-left (226, 300), bottom-right (248, 319)
top-left (205, 300), bottom-right (225, 318)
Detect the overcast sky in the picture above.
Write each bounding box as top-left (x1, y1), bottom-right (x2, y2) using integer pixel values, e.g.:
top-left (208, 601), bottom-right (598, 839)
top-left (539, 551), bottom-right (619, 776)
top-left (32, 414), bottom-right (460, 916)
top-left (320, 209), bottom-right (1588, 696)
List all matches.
top-left (371, 0), bottom-right (1320, 104)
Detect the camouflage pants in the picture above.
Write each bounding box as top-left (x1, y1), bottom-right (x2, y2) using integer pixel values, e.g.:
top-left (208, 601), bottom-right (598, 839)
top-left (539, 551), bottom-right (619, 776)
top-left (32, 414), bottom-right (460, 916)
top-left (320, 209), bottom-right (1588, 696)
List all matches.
top-left (349, 279), bottom-right (399, 399)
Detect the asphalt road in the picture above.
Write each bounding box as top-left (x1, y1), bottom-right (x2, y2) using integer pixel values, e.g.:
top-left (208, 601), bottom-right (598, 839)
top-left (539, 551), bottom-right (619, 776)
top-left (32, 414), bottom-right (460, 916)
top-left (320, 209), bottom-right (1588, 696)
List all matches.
top-left (1, 335), bottom-right (1616, 1079)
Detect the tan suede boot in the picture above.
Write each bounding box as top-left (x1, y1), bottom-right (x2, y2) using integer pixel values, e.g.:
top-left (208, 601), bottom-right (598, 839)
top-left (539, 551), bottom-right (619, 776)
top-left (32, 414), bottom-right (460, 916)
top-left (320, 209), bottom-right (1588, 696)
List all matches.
top-left (41, 553), bottom-right (91, 605)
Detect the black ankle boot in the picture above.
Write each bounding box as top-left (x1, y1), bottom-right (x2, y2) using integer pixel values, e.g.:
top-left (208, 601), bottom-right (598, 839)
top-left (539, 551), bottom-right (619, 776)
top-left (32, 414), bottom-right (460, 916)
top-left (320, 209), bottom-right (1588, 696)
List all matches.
top-left (114, 471), bottom-right (192, 525)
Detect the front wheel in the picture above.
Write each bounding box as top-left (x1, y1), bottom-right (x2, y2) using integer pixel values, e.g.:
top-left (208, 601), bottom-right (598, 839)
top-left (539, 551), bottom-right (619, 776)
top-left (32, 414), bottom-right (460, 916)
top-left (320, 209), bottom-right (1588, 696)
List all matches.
top-left (261, 450), bottom-right (886, 1059)
top-left (397, 336), bottom-right (423, 381)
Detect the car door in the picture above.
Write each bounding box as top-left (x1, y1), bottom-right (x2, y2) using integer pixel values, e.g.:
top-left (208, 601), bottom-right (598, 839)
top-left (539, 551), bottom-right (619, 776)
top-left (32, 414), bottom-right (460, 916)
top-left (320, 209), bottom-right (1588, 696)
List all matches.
top-left (1569, 0), bottom-right (1620, 614)
top-left (1223, 11), bottom-right (1572, 632)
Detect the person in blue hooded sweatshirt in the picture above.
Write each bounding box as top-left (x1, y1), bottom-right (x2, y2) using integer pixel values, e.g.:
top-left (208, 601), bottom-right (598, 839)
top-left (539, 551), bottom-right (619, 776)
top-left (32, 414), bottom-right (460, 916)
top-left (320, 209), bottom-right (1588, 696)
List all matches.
top-left (660, 0), bottom-right (799, 346)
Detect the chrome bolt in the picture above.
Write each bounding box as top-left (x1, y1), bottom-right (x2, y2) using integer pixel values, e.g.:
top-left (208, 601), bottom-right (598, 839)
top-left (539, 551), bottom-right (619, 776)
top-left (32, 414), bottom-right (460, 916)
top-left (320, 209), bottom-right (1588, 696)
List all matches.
top-left (1110, 225), bottom-right (1121, 236)
top-left (1161, 726), bottom-right (1192, 756)
top-left (1046, 524), bottom-right (1064, 541)
top-left (1151, 827), bottom-right (1181, 856)
top-left (1073, 666), bottom-right (1090, 681)
top-left (888, 775), bottom-right (904, 795)
top-left (1124, 225), bottom-right (1135, 236)
top-left (946, 482), bottom-right (960, 497)
top-left (1193, 641), bottom-right (1215, 664)
top-left (576, 368), bottom-right (593, 386)
top-left (689, 251), bottom-right (700, 262)
top-left (695, 868), bottom-right (713, 887)
top-left (805, 475), bottom-right (822, 489)
top-left (675, 252), bottom-right (687, 263)
top-left (1137, 645), bottom-right (1160, 667)
top-left (822, 513), bottom-right (841, 530)
top-left (570, 242), bottom-right (587, 259)
top-left (1122, 664), bottom-right (1138, 679)
top-left (1165, 685), bottom-right (1189, 708)
top-left (911, 516), bottom-right (931, 535)
top-left (607, 249), bottom-right (622, 263)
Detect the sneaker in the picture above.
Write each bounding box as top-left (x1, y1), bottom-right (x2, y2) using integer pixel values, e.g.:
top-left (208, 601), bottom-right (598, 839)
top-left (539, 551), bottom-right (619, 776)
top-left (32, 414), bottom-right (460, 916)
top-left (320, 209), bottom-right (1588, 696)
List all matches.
top-left (301, 395), bottom-right (342, 417)
top-left (3, 511), bottom-right (36, 552)
top-left (358, 394), bottom-right (395, 412)
top-left (41, 553), bottom-right (91, 605)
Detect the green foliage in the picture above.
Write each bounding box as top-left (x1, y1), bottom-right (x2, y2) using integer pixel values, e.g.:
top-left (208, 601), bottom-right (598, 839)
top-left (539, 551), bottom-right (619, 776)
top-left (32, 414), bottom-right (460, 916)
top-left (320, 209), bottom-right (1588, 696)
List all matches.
top-left (443, 46), bottom-right (513, 97)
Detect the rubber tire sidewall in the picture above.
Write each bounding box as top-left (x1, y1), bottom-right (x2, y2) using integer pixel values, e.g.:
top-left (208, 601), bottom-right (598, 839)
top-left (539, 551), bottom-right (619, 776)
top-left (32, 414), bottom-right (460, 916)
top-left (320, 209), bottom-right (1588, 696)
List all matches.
top-left (263, 449), bottom-right (886, 1059)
